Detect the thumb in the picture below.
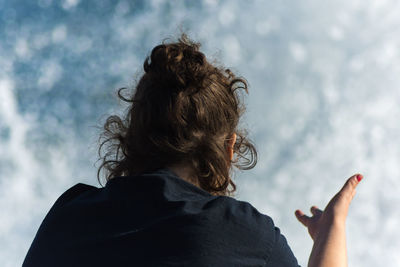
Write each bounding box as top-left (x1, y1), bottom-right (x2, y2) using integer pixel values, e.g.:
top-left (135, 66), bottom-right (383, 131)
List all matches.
top-left (338, 173), bottom-right (363, 202)
top-left (324, 173), bottom-right (364, 223)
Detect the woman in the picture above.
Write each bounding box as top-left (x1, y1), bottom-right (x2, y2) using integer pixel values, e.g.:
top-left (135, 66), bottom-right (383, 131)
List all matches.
top-left (23, 34), bottom-right (363, 266)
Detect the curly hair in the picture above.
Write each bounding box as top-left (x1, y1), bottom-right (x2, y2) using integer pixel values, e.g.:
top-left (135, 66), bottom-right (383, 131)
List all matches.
top-left (97, 33), bottom-right (257, 196)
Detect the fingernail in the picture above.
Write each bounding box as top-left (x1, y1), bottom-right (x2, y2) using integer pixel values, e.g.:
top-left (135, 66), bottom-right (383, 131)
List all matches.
top-left (356, 174), bottom-right (363, 182)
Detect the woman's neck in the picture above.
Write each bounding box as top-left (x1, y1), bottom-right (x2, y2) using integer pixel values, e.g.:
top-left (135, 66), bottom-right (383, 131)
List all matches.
top-left (166, 164), bottom-right (200, 187)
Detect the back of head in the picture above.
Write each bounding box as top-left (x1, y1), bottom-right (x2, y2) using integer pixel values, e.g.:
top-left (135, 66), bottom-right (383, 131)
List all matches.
top-left (98, 33), bottom-right (257, 196)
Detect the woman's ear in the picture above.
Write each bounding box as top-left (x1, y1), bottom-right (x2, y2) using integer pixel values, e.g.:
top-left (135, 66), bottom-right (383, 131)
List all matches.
top-left (226, 133), bottom-right (237, 161)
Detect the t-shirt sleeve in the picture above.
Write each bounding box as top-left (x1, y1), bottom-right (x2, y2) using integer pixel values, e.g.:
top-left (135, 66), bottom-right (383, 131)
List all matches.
top-left (23, 183), bottom-right (97, 267)
top-left (222, 197), bottom-right (301, 266)
top-left (265, 222), bottom-right (301, 267)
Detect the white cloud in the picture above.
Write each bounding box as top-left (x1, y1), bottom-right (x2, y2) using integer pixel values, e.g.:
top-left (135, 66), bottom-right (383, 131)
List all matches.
top-left (73, 36), bottom-right (92, 53)
top-left (14, 38), bottom-right (31, 59)
top-left (289, 42), bottom-right (307, 63)
top-left (255, 17), bottom-right (280, 36)
top-left (222, 35), bottom-right (241, 64)
top-left (115, 1), bottom-right (130, 16)
top-left (329, 25), bottom-right (344, 40)
top-left (61, 0), bottom-right (80, 10)
top-left (33, 32), bottom-right (50, 50)
top-left (218, 5), bottom-right (235, 26)
top-left (52, 24), bottom-right (67, 43)
top-left (37, 60), bottom-right (63, 90)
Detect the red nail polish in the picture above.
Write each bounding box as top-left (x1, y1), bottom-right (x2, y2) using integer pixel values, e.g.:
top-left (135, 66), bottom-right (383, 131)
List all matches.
top-left (356, 174), bottom-right (363, 182)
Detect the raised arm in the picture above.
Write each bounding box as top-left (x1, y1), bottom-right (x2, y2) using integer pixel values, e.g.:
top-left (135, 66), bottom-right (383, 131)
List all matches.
top-left (295, 174), bottom-right (363, 267)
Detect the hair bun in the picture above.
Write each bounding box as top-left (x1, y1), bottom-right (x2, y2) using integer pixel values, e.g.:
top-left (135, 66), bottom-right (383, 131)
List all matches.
top-left (143, 36), bottom-right (207, 89)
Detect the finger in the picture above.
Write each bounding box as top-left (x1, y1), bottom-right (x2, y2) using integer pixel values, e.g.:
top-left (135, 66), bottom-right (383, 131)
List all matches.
top-left (310, 206), bottom-right (323, 216)
top-left (332, 174), bottom-right (363, 208)
top-left (339, 173), bottom-right (363, 197)
top-left (295, 209), bottom-right (311, 227)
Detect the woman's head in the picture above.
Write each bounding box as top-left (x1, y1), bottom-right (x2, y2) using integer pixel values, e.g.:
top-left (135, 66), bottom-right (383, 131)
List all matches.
top-left (98, 33), bottom-right (257, 196)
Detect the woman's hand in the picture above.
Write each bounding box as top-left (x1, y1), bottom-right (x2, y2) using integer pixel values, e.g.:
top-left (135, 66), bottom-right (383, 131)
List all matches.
top-left (295, 173), bottom-right (363, 267)
top-left (295, 173), bottom-right (363, 241)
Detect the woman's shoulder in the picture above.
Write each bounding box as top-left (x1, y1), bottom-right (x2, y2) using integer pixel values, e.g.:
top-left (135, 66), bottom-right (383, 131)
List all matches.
top-left (196, 196), bottom-right (284, 264)
top-left (214, 196), bottom-right (300, 266)
top-left (215, 196), bottom-right (275, 228)
top-left (50, 183), bottom-right (98, 208)
top-left (205, 196), bottom-right (277, 245)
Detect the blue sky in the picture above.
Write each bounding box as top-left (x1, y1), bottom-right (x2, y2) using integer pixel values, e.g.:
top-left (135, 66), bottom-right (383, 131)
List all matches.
top-left (1, 0), bottom-right (400, 266)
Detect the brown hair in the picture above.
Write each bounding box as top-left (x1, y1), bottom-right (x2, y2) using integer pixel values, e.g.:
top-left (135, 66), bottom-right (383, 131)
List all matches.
top-left (97, 33), bottom-right (257, 196)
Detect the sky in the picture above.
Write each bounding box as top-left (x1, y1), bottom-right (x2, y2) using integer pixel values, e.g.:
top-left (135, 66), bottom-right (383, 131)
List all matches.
top-left (1, 0), bottom-right (400, 266)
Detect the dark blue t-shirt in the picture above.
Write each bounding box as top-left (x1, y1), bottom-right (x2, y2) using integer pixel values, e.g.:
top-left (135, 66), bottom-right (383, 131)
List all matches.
top-left (23, 168), bottom-right (300, 266)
